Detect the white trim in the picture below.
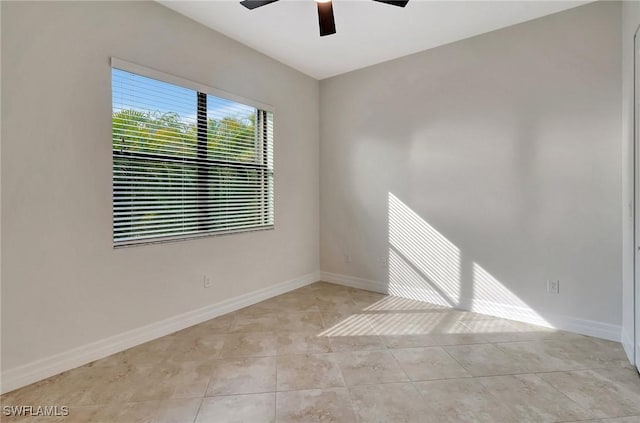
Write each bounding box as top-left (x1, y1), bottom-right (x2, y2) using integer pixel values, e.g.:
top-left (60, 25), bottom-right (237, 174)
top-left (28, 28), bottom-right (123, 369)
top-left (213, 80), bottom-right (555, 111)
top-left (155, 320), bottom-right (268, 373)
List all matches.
top-left (633, 21), bottom-right (640, 373)
top-left (110, 57), bottom-right (274, 113)
top-left (320, 271), bottom-right (622, 343)
top-left (623, 328), bottom-right (635, 364)
top-left (321, 271), bottom-right (389, 293)
top-left (0, 272), bottom-right (320, 395)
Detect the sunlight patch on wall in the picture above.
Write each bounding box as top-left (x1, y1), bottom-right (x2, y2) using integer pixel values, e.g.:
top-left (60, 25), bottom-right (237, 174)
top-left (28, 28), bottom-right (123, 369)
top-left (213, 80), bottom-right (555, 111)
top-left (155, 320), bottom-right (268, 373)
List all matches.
top-left (388, 193), bottom-right (461, 305)
top-left (388, 248), bottom-right (456, 307)
top-left (387, 192), bottom-right (551, 328)
top-left (471, 262), bottom-right (549, 325)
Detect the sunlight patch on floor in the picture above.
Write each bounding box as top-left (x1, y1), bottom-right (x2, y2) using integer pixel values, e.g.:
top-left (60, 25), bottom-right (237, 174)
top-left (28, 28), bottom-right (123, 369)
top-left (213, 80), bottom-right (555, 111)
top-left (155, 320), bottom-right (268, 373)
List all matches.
top-left (318, 314), bottom-right (375, 337)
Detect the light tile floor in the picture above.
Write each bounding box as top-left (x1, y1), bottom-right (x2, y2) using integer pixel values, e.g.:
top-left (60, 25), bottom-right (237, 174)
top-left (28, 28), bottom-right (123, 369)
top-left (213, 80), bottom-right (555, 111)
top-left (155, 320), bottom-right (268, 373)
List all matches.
top-left (2, 282), bottom-right (639, 422)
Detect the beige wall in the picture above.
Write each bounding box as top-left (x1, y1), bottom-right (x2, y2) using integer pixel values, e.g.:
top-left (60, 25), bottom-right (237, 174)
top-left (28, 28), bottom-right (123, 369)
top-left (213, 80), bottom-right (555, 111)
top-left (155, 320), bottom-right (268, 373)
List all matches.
top-left (622, 0), bottom-right (639, 365)
top-left (320, 1), bottom-right (622, 335)
top-left (1, 1), bottom-right (319, 371)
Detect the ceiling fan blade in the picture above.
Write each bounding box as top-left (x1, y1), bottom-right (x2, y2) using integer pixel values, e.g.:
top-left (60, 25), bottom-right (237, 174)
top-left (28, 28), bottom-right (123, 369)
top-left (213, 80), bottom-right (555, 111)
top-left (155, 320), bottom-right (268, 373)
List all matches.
top-left (372, 0), bottom-right (409, 7)
top-left (240, 0), bottom-right (280, 10)
top-left (317, 1), bottom-right (336, 36)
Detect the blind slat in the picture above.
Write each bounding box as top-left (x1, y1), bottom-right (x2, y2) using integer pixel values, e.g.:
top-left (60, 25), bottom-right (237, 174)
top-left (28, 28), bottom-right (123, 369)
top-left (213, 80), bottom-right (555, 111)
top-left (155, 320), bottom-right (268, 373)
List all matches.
top-left (116, 223), bottom-right (275, 244)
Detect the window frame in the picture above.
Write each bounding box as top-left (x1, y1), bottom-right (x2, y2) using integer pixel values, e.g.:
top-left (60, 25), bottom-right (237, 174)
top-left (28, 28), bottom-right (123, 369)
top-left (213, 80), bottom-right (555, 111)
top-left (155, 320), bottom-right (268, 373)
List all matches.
top-left (111, 58), bottom-right (275, 248)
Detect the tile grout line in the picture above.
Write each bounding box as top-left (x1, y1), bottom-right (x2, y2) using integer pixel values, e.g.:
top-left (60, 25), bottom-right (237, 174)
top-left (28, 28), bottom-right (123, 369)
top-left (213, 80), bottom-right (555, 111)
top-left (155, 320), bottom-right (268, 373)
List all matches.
top-left (439, 343), bottom-right (475, 377)
top-left (192, 396), bottom-right (205, 423)
top-left (386, 348), bottom-right (413, 383)
top-left (475, 372), bottom-right (597, 422)
top-left (328, 287), bottom-right (365, 420)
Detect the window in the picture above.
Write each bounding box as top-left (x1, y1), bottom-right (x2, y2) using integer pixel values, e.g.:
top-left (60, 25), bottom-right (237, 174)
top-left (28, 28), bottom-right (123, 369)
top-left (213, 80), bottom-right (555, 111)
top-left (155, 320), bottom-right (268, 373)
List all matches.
top-left (111, 59), bottom-right (274, 246)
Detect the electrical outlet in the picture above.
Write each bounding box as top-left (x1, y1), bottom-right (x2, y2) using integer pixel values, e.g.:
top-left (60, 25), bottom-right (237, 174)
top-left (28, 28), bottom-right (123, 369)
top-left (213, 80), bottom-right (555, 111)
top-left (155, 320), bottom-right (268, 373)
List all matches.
top-left (546, 279), bottom-right (559, 294)
top-left (203, 275), bottom-right (212, 289)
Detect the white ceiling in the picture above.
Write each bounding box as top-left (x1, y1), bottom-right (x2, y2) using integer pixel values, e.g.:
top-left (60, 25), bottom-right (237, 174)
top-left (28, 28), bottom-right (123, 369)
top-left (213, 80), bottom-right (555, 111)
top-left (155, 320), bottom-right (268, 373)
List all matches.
top-left (158, 0), bottom-right (591, 80)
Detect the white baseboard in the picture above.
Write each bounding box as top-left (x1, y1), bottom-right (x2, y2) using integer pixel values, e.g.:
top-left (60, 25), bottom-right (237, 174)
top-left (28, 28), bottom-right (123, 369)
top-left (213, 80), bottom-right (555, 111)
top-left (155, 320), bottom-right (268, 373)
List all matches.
top-left (320, 271), bottom-right (622, 343)
top-left (1, 272), bottom-right (321, 395)
top-left (321, 271), bottom-right (386, 293)
top-left (621, 328), bottom-right (635, 365)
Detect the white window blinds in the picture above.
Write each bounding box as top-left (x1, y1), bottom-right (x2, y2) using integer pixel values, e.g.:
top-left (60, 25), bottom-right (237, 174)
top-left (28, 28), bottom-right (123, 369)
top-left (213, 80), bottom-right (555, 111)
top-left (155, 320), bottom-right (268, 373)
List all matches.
top-left (111, 60), bottom-right (274, 246)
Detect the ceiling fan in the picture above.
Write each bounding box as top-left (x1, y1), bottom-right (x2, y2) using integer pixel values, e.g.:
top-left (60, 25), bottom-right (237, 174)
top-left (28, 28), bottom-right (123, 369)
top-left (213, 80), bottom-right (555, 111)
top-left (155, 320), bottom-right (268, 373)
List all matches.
top-left (239, 0), bottom-right (409, 37)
